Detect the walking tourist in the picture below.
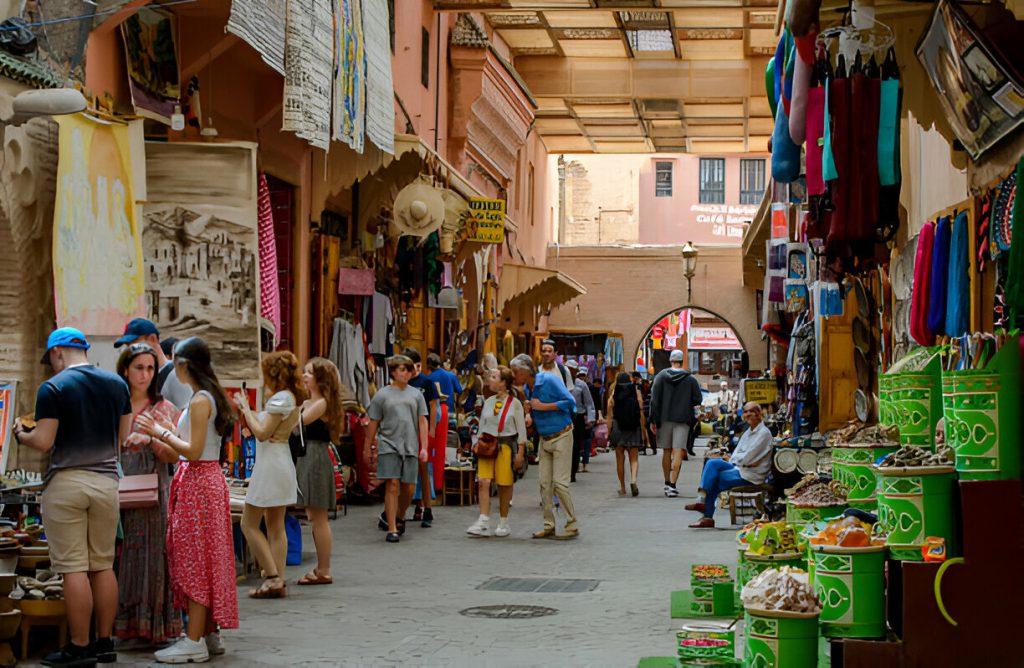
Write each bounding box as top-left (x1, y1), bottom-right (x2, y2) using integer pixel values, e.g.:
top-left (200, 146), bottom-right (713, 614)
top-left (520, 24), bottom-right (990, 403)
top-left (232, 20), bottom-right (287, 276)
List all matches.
top-left (717, 380), bottom-right (737, 414)
top-left (13, 328), bottom-right (131, 666)
top-left (114, 318), bottom-right (193, 410)
top-left (295, 357), bottom-right (349, 586)
top-left (466, 366), bottom-right (527, 537)
top-left (686, 402), bottom-right (773, 528)
top-left (114, 343), bottom-right (182, 646)
top-left (365, 355), bottom-right (429, 543)
top-left (608, 372), bottom-right (645, 497)
top-left (510, 354), bottom-right (579, 540)
top-left (424, 353), bottom-right (458, 504)
top-left (650, 350), bottom-right (703, 497)
top-left (538, 339), bottom-right (574, 388)
top-left (635, 373), bottom-right (656, 456)
top-left (234, 351), bottom-right (304, 599)
top-left (566, 361), bottom-right (595, 481)
top-left (134, 336), bottom-right (237, 663)
top-left (425, 353), bottom-right (462, 429)
top-left (402, 348), bottom-right (439, 527)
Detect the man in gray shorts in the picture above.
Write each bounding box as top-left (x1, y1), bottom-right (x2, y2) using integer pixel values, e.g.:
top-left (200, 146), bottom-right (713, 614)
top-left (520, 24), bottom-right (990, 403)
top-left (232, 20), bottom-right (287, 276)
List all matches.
top-left (649, 349), bottom-right (703, 498)
top-left (365, 355), bottom-right (429, 543)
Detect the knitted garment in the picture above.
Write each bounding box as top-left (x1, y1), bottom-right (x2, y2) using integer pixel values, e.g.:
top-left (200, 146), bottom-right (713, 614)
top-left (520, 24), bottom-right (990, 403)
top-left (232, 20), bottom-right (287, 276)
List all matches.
top-left (910, 221), bottom-right (935, 346)
top-left (927, 216), bottom-right (952, 337)
top-left (945, 210), bottom-right (970, 338)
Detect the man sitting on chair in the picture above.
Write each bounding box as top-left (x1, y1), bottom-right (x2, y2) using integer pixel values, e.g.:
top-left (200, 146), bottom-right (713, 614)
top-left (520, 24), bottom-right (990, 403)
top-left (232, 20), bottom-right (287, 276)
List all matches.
top-left (686, 402), bottom-right (772, 528)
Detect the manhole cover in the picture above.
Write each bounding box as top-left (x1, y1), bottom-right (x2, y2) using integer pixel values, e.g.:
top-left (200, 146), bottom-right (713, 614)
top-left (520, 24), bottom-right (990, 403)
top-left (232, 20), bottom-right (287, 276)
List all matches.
top-left (477, 577), bottom-right (600, 593)
top-left (459, 605), bottom-right (558, 619)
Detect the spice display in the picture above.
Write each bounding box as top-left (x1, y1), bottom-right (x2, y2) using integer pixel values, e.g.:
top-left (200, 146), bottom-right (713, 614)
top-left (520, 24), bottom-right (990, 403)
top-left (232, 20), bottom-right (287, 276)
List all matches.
top-left (878, 444), bottom-right (953, 467)
top-left (828, 421), bottom-right (900, 446)
top-left (691, 564), bottom-right (730, 580)
top-left (809, 515), bottom-right (885, 547)
top-left (745, 522), bottom-right (800, 555)
top-left (741, 566), bottom-right (821, 614)
top-left (787, 474), bottom-right (848, 507)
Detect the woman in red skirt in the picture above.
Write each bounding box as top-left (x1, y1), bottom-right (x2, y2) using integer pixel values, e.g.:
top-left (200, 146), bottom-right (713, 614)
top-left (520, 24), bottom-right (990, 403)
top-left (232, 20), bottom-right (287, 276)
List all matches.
top-left (137, 337), bottom-right (238, 664)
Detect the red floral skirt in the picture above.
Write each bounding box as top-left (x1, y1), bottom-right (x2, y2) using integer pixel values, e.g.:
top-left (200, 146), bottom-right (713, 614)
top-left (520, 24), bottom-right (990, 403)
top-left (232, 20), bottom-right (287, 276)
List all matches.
top-left (166, 461), bottom-right (239, 629)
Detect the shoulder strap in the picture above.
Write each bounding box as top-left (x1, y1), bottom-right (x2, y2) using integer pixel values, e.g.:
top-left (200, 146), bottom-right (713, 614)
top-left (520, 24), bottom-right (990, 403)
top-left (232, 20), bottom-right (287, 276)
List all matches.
top-left (157, 363), bottom-right (173, 389)
top-left (497, 398), bottom-right (514, 432)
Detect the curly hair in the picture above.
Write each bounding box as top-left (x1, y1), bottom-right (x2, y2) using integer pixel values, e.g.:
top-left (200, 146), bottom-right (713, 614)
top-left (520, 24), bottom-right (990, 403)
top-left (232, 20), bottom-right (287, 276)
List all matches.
top-left (309, 357), bottom-right (351, 443)
top-left (262, 351), bottom-right (307, 404)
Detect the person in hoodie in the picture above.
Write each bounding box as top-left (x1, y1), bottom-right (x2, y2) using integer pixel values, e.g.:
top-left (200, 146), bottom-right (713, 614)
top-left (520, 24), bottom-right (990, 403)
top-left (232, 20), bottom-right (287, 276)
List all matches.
top-left (649, 349), bottom-right (702, 498)
top-left (685, 402), bottom-right (772, 528)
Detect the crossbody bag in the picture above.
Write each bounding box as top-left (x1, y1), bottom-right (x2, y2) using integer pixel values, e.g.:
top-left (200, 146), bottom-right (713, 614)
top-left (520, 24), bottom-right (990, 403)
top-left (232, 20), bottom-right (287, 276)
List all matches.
top-left (473, 398), bottom-right (513, 459)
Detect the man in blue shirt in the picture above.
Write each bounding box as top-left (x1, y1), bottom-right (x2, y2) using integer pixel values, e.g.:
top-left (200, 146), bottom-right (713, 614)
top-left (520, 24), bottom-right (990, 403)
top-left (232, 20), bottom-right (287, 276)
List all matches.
top-left (425, 353), bottom-right (462, 428)
top-left (510, 354), bottom-right (579, 540)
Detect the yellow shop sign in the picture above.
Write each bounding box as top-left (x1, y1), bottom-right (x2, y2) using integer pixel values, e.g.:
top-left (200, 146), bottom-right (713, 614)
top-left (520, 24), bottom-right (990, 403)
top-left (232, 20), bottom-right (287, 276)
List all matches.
top-left (466, 198), bottom-right (506, 243)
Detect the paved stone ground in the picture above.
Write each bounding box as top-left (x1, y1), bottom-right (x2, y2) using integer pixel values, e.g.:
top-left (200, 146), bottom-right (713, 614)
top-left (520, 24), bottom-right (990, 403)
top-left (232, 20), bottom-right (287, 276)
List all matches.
top-left (31, 440), bottom-right (744, 667)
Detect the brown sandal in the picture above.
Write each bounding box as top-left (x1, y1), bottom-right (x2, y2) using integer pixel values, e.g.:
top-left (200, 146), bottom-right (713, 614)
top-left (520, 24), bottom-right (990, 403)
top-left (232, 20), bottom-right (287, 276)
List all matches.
top-left (249, 577), bottom-right (287, 598)
top-left (297, 570), bottom-right (333, 585)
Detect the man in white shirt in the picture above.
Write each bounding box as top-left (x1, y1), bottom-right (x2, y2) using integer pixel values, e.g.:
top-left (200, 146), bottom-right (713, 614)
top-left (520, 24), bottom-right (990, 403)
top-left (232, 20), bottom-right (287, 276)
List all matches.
top-left (685, 402), bottom-right (772, 528)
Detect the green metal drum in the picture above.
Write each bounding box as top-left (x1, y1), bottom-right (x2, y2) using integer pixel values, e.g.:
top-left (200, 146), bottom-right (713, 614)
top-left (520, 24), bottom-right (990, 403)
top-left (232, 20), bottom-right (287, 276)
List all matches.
top-left (744, 609), bottom-right (819, 668)
top-left (876, 466), bottom-right (956, 561)
top-left (740, 552), bottom-right (805, 603)
top-left (810, 545), bottom-right (887, 638)
top-left (831, 444), bottom-right (899, 502)
top-left (785, 502), bottom-right (846, 529)
top-left (878, 351), bottom-right (942, 450)
top-left (691, 565), bottom-right (734, 616)
top-left (941, 339), bottom-right (1021, 481)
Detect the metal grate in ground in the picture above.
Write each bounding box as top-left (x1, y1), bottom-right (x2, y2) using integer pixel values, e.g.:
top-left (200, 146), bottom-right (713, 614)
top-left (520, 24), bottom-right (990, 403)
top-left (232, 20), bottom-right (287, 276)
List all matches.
top-left (476, 577), bottom-right (600, 593)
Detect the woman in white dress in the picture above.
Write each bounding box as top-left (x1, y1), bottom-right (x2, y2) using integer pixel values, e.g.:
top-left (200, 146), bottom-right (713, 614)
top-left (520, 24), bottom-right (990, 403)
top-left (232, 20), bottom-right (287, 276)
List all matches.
top-left (234, 351), bottom-right (305, 598)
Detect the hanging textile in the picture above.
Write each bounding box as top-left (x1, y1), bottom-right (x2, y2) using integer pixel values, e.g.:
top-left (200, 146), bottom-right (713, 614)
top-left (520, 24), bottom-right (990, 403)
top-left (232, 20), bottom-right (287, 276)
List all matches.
top-left (361, 0), bottom-right (394, 154)
top-left (945, 211), bottom-right (970, 338)
top-left (604, 336), bottom-right (624, 367)
top-left (927, 217), bottom-right (952, 337)
top-left (370, 291), bottom-right (393, 356)
top-left (910, 222), bottom-right (935, 346)
top-left (257, 174), bottom-right (281, 347)
top-left (1006, 157), bottom-right (1024, 328)
top-left (282, 0), bottom-right (333, 149)
top-left (992, 170), bottom-right (1016, 258)
top-left (977, 192), bottom-right (992, 273)
top-left (333, 0), bottom-right (366, 152)
top-left (329, 318), bottom-right (370, 408)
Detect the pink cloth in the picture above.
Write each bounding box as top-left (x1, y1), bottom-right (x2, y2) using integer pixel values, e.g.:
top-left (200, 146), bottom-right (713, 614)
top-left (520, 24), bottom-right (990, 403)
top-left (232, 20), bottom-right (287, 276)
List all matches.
top-left (805, 86), bottom-right (826, 196)
top-left (910, 222), bottom-right (936, 347)
top-left (257, 173), bottom-right (281, 347)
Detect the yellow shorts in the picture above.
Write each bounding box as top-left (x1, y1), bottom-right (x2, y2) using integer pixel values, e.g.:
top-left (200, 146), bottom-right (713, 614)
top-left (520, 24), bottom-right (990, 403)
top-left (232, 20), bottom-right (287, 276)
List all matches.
top-left (477, 442), bottom-right (516, 487)
top-left (42, 469), bottom-right (120, 573)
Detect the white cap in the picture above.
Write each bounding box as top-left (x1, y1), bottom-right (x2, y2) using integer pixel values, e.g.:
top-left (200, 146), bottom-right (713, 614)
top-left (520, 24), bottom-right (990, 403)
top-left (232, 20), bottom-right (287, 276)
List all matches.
top-left (669, 350), bottom-right (684, 362)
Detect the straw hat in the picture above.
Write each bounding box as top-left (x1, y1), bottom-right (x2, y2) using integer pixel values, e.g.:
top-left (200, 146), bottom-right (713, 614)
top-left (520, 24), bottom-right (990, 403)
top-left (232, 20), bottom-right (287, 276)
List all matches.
top-left (392, 181), bottom-right (445, 237)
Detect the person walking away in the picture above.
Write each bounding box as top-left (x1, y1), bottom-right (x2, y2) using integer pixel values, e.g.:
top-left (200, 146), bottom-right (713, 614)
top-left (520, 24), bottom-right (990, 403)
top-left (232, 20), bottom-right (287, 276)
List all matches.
top-left (113, 343), bottom-right (182, 646)
top-left (424, 353), bottom-right (458, 505)
top-left (650, 350), bottom-right (702, 498)
top-left (295, 358), bottom-right (350, 585)
top-left (566, 361), bottom-right (595, 481)
top-left (425, 353), bottom-right (462, 430)
top-left (686, 402), bottom-right (773, 528)
top-left (466, 367), bottom-right (527, 537)
top-left (114, 318), bottom-right (192, 410)
top-left (13, 328), bottom-right (131, 666)
top-left (365, 355), bottom-right (429, 543)
top-left (576, 368), bottom-right (599, 469)
top-left (608, 373), bottom-right (645, 497)
top-left (401, 348), bottom-right (440, 527)
top-left (634, 374), bottom-right (656, 456)
top-left (510, 354), bottom-right (579, 540)
top-left (133, 336), bottom-right (238, 663)
top-left (538, 339), bottom-right (574, 389)
top-left (234, 352), bottom-right (304, 599)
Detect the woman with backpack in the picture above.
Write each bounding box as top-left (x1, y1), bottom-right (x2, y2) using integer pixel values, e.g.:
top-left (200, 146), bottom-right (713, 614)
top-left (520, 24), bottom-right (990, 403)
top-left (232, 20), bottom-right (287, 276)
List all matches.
top-left (608, 372), bottom-right (646, 497)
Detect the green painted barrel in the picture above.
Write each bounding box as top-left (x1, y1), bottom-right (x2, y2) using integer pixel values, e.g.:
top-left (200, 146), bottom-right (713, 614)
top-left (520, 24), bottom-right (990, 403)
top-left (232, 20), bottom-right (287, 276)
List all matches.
top-left (735, 546), bottom-right (746, 611)
top-left (941, 338), bottom-right (1021, 480)
top-left (831, 444), bottom-right (899, 502)
top-left (876, 466), bottom-right (956, 561)
top-left (786, 502), bottom-right (846, 528)
top-left (691, 566), bottom-right (734, 616)
top-left (744, 609), bottom-right (819, 668)
top-left (878, 351), bottom-right (942, 450)
top-left (677, 624), bottom-right (736, 663)
top-left (737, 549), bottom-right (804, 613)
top-left (810, 545), bottom-right (886, 638)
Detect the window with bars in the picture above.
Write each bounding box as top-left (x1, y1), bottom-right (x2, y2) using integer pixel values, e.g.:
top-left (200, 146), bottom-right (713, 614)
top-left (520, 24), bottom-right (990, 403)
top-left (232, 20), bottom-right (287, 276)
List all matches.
top-left (699, 158), bottom-right (725, 204)
top-left (654, 161), bottom-right (673, 197)
top-left (740, 158), bottom-right (766, 205)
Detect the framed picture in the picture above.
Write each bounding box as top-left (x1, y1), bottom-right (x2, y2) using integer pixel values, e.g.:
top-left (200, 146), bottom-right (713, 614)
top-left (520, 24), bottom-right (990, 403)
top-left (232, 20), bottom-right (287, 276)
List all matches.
top-left (916, 0), bottom-right (1024, 159)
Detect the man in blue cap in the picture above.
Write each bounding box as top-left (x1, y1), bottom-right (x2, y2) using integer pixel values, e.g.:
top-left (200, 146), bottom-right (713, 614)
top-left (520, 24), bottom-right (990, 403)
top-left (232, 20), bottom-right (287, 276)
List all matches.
top-left (13, 327), bottom-right (132, 666)
top-left (114, 318), bottom-right (192, 409)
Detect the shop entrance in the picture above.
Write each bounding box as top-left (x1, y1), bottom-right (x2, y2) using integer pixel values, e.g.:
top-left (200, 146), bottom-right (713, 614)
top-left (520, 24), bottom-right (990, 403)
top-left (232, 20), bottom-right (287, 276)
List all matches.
top-left (635, 307), bottom-right (748, 381)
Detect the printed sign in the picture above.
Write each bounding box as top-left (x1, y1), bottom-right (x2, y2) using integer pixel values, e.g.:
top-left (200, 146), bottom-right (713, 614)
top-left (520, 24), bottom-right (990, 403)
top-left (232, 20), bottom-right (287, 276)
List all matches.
top-left (744, 379), bottom-right (778, 405)
top-left (466, 198), bottom-right (506, 243)
top-left (688, 326), bottom-right (744, 351)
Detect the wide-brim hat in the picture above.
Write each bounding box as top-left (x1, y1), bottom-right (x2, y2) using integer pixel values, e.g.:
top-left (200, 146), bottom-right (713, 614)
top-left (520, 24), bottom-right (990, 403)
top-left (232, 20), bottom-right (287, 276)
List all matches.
top-left (392, 181), bottom-right (445, 238)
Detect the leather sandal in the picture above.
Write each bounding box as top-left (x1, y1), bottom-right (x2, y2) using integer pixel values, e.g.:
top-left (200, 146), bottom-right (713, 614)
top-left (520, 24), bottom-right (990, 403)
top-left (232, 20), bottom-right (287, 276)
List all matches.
top-left (297, 570), bottom-right (333, 585)
top-left (249, 576), bottom-right (287, 598)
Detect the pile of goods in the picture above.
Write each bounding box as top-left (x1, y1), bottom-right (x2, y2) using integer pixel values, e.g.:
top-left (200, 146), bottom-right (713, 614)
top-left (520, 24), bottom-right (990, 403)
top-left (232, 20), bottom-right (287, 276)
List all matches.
top-left (691, 564), bottom-right (730, 580)
top-left (809, 515), bottom-right (885, 547)
top-left (787, 474), bottom-right (848, 507)
top-left (745, 521), bottom-right (800, 555)
top-left (741, 566), bottom-right (821, 613)
top-left (828, 421), bottom-right (900, 446)
top-left (878, 444), bottom-right (953, 467)
top-left (10, 572), bottom-right (63, 601)
top-left (704, 443), bottom-right (730, 459)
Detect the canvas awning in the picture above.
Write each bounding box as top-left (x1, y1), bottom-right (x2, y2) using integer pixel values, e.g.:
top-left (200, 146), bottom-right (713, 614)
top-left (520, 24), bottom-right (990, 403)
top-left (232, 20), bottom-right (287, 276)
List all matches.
top-left (498, 263), bottom-right (586, 332)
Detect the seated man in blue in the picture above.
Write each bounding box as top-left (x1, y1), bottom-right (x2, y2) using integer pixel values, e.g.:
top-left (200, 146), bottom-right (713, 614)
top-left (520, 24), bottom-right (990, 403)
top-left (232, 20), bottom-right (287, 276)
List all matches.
top-left (686, 402), bottom-right (772, 528)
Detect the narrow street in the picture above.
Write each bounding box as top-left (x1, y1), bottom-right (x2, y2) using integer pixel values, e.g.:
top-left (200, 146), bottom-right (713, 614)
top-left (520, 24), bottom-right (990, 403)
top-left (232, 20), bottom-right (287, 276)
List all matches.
top-left (110, 441), bottom-right (735, 667)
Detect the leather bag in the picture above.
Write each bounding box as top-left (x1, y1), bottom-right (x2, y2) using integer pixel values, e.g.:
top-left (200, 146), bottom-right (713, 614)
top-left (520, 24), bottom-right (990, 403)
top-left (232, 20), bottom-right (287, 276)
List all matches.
top-left (118, 473), bottom-right (159, 509)
top-left (473, 399), bottom-right (513, 459)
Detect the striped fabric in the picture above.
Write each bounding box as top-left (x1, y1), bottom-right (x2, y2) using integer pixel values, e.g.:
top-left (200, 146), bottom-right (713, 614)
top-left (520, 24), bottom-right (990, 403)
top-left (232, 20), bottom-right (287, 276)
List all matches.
top-left (257, 173), bottom-right (281, 346)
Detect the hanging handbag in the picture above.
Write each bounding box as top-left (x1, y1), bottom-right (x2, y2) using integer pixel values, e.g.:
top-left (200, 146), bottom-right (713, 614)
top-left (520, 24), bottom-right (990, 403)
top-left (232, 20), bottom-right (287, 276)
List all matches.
top-left (118, 472), bottom-right (159, 509)
top-left (473, 398), bottom-right (513, 459)
top-left (289, 408), bottom-right (306, 460)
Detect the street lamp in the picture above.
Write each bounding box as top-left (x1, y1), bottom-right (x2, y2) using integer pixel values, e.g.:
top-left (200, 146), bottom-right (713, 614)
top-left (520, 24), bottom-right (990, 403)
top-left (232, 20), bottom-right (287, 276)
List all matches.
top-left (682, 241), bottom-right (699, 303)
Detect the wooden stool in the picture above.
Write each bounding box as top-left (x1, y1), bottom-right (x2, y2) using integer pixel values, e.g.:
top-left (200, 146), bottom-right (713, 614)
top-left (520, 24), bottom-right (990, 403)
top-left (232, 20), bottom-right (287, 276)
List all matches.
top-left (443, 467), bottom-right (476, 506)
top-left (727, 485), bottom-right (771, 525)
top-left (20, 614), bottom-right (66, 659)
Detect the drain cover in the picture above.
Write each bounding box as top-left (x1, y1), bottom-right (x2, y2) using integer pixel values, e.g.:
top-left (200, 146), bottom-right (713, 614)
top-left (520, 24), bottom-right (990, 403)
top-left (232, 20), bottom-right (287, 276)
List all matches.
top-left (477, 577), bottom-right (600, 593)
top-left (459, 605), bottom-right (558, 619)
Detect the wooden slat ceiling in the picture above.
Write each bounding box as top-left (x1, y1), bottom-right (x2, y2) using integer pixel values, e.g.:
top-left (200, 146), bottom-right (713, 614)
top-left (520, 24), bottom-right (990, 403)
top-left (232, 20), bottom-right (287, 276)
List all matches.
top-left (437, 0), bottom-right (780, 153)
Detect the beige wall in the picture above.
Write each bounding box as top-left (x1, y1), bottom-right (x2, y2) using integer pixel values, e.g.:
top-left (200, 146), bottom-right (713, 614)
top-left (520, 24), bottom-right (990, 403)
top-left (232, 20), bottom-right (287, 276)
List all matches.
top-left (546, 245), bottom-right (766, 373)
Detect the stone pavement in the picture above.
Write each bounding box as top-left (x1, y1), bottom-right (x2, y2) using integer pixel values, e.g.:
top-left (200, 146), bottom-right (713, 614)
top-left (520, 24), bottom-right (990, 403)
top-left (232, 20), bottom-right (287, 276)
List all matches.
top-left (46, 442), bottom-right (742, 667)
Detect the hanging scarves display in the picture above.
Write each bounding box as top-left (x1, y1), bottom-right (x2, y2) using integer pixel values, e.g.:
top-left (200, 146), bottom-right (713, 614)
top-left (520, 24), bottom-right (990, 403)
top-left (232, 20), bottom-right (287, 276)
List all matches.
top-left (927, 216), bottom-right (952, 336)
top-left (910, 221), bottom-right (935, 346)
top-left (257, 173), bottom-right (281, 346)
top-left (1006, 156), bottom-right (1024, 328)
top-left (945, 211), bottom-right (970, 338)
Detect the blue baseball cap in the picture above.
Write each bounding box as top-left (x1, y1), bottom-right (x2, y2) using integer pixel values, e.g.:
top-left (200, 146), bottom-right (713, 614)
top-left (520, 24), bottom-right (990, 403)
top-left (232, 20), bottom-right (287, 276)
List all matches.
top-left (114, 318), bottom-right (159, 348)
top-left (41, 327), bottom-right (90, 364)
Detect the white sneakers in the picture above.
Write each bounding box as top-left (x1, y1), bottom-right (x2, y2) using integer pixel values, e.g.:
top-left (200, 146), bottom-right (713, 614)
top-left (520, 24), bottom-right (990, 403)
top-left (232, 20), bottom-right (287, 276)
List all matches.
top-left (154, 636), bottom-right (209, 664)
top-left (664, 485), bottom-right (679, 497)
top-left (466, 516), bottom-right (491, 537)
top-left (493, 521), bottom-right (511, 537)
top-left (205, 632), bottom-right (225, 656)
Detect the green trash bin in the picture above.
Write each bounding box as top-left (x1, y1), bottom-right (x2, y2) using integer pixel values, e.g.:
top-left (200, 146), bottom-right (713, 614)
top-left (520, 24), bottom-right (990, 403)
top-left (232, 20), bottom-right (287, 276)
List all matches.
top-left (832, 443), bottom-right (899, 502)
top-left (744, 608), bottom-right (819, 668)
top-left (810, 544), bottom-right (887, 638)
top-left (876, 466), bottom-right (956, 561)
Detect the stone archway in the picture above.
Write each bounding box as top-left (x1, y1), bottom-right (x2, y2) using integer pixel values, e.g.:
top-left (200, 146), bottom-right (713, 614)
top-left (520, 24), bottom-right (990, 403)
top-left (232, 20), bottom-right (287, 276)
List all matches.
top-left (634, 306), bottom-right (749, 377)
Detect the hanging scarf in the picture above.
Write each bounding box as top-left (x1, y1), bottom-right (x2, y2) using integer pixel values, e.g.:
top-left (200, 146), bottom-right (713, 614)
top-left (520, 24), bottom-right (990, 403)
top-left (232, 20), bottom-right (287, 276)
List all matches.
top-left (257, 173), bottom-right (281, 346)
top-left (1006, 156), bottom-right (1024, 328)
top-left (927, 216), bottom-right (952, 337)
top-left (945, 211), bottom-right (970, 337)
top-left (992, 170), bottom-right (1016, 258)
top-left (910, 221), bottom-right (935, 346)
top-left (977, 192), bottom-right (992, 273)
